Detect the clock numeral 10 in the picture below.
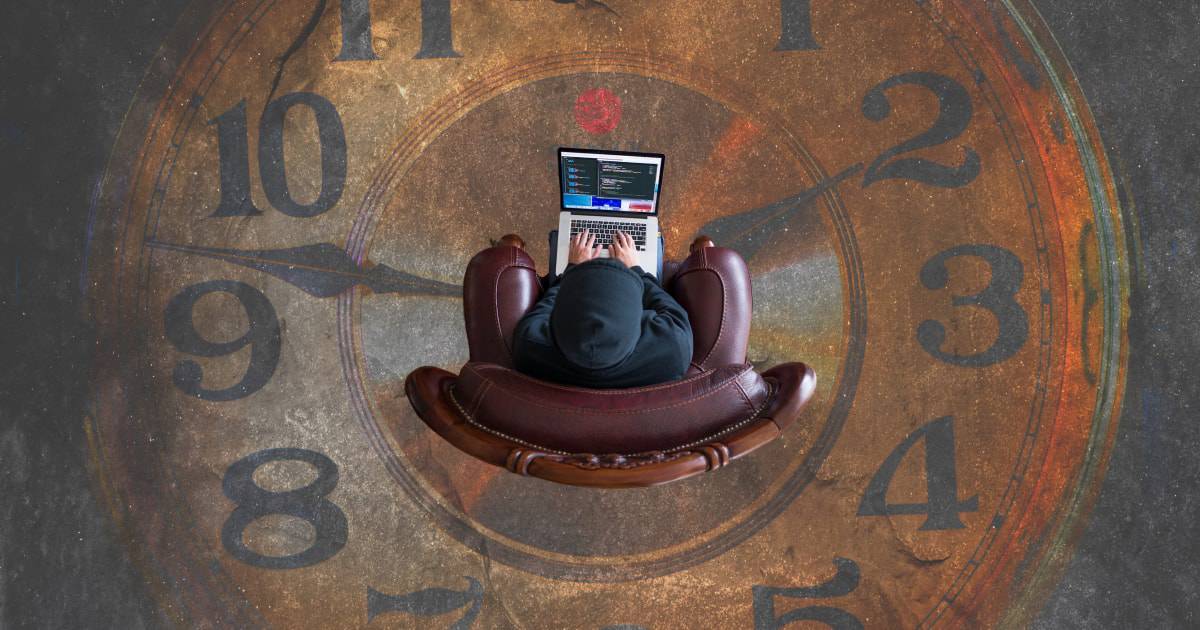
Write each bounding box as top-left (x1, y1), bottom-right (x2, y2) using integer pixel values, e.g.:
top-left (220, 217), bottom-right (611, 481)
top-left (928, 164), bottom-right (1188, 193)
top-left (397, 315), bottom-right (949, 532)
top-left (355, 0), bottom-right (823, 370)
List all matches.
top-left (221, 448), bottom-right (349, 569)
top-left (857, 416), bottom-right (979, 530)
top-left (753, 557), bottom-right (863, 629)
top-left (209, 93), bottom-right (347, 218)
top-left (333, 0), bottom-right (817, 59)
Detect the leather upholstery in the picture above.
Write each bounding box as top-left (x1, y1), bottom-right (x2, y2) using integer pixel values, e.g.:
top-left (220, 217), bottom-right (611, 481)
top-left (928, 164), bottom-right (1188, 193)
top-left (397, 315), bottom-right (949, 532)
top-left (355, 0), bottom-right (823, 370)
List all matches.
top-left (453, 361), bottom-right (773, 454)
top-left (667, 247), bottom-right (753, 374)
top-left (462, 245), bottom-right (540, 368)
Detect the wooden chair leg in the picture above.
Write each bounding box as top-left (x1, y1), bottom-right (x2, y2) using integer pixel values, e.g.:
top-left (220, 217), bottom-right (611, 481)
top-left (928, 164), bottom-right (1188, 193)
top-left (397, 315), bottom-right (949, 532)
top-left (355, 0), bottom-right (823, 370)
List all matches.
top-left (494, 233), bottom-right (526, 249)
top-left (690, 235), bottom-right (715, 253)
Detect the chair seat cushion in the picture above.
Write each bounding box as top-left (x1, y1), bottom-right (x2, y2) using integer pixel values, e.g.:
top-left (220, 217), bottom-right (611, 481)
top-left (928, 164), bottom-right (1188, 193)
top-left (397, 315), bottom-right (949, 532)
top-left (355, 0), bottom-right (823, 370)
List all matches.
top-left (450, 362), bottom-right (775, 455)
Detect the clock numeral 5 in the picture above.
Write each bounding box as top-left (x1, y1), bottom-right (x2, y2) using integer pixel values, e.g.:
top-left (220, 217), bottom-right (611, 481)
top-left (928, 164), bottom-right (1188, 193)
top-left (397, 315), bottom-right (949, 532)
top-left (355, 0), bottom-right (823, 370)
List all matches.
top-left (209, 93), bottom-right (347, 218)
top-left (753, 557), bottom-right (863, 629)
top-left (222, 448), bottom-right (349, 569)
top-left (164, 280), bottom-right (281, 401)
top-left (917, 244), bottom-right (1029, 367)
top-left (367, 577), bottom-right (483, 627)
top-left (857, 416), bottom-right (979, 530)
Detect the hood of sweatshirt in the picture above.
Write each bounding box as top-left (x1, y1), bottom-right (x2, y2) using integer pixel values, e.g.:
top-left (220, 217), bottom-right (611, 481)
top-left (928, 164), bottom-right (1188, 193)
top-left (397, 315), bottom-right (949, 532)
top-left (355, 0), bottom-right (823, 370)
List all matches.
top-left (549, 258), bottom-right (644, 370)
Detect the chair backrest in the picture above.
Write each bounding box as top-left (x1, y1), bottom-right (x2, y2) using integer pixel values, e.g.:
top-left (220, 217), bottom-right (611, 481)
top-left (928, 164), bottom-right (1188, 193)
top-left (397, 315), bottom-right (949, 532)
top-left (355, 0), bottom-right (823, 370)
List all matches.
top-left (453, 361), bottom-right (774, 454)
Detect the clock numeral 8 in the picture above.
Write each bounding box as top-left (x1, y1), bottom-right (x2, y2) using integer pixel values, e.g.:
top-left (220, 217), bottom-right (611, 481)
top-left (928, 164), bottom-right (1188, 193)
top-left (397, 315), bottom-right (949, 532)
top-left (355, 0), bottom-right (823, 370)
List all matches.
top-left (164, 280), bottom-right (281, 401)
top-left (753, 557), bottom-right (863, 629)
top-left (209, 93), bottom-right (347, 218)
top-left (222, 448), bottom-right (349, 569)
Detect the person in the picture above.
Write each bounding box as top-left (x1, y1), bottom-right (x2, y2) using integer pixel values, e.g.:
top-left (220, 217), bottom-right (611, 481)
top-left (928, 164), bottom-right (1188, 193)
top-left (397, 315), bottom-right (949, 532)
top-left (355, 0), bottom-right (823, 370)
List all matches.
top-left (509, 228), bottom-right (694, 388)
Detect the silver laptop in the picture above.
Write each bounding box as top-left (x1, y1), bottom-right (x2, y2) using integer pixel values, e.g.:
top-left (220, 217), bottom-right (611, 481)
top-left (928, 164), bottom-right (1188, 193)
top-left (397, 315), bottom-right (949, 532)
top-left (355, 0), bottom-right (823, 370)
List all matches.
top-left (555, 147), bottom-right (665, 277)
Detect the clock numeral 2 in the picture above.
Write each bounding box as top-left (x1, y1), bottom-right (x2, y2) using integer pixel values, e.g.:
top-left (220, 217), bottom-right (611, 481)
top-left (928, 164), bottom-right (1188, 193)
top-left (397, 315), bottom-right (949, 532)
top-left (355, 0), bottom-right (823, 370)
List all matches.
top-left (753, 557), bottom-right (863, 629)
top-left (222, 448), bottom-right (349, 569)
top-left (336, 0), bottom-right (460, 60)
top-left (857, 416), bottom-right (978, 530)
top-left (367, 577), bottom-right (483, 627)
top-left (209, 93), bottom-right (347, 218)
top-left (165, 280), bottom-right (281, 401)
top-left (918, 244), bottom-right (1029, 367)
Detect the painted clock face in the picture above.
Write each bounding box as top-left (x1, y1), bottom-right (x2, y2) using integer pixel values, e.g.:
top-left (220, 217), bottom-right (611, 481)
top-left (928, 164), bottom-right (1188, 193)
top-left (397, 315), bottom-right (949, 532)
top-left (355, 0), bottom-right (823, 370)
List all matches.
top-left (86, 0), bottom-right (1130, 627)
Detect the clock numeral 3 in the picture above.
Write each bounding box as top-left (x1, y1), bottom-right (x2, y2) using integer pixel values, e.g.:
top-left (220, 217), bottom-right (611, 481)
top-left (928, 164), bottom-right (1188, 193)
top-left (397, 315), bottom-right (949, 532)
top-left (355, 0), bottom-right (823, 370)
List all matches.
top-left (753, 557), bottom-right (863, 629)
top-left (209, 93), bottom-right (347, 218)
top-left (857, 416), bottom-right (979, 530)
top-left (222, 448), bottom-right (349, 569)
top-left (367, 577), bottom-right (483, 627)
top-left (917, 244), bottom-right (1029, 367)
top-left (164, 280), bottom-right (281, 401)
top-left (862, 72), bottom-right (981, 188)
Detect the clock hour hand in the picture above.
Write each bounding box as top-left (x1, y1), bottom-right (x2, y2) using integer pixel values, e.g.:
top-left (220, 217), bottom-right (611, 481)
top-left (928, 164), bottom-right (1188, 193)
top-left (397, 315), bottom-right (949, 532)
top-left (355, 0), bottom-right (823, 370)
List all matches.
top-left (145, 241), bottom-right (459, 298)
top-left (694, 162), bottom-right (863, 262)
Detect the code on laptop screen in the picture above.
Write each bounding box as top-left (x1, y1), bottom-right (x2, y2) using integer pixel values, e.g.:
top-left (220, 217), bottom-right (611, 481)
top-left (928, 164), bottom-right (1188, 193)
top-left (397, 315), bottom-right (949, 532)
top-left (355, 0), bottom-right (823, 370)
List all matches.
top-left (560, 150), bottom-right (662, 213)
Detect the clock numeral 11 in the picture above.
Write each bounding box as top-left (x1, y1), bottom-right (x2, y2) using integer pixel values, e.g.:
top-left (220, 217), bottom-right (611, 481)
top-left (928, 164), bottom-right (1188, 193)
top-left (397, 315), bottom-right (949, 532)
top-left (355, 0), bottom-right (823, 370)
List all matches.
top-left (333, 0), bottom-right (818, 60)
top-left (209, 93), bottom-right (347, 218)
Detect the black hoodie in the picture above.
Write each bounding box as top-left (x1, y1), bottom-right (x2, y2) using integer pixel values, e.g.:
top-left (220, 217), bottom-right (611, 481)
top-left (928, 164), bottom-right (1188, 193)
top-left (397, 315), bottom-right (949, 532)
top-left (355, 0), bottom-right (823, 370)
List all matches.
top-left (510, 258), bottom-right (693, 388)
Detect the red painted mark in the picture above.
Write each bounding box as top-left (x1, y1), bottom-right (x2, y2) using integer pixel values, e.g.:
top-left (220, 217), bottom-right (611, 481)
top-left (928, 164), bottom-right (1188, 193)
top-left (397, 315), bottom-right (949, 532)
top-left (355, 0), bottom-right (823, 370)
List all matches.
top-left (574, 88), bottom-right (622, 136)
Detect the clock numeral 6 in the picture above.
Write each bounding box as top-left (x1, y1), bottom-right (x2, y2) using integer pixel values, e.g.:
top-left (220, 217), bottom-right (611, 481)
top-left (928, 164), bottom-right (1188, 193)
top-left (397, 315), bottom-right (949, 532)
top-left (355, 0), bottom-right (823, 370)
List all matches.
top-left (164, 280), bottom-right (281, 401)
top-left (209, 92), bottom-right (347, 218)
top-left (222, 448), bottom-right (349, 569)
top-left (857, 416), bottom-right (979, 530)
top-left (367, 577), bottom-right (483, 627)
top-left (917, 244), bottom-right (1029, 367)
top-left (753, 557), bottom-right (863, 629)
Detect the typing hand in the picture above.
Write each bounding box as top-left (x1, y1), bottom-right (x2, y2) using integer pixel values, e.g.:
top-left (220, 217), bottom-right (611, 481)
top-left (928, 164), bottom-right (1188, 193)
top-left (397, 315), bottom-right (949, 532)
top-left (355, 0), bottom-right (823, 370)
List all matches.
top-left (611, 230), bottom-right (640, 269)
top-left (568, 228), bottom-right (602, 264)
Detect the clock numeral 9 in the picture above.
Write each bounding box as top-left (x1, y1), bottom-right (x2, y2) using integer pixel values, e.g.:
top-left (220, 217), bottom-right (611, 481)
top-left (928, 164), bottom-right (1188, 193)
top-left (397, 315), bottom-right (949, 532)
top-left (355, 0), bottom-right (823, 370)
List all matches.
top-left (367, 577), bottom-right (483, 627)
top-left (917, 244), bottom-right (1029, 367)
top-left (857, 416), bottom-right (979, 530)
top-left (753, 557), bottom-right (863, 629)
top-left (209, 92), bottom-right (347, 218)
top-left (164, 280), bottom-right (281, 401)
top-left (222, 448), bottom-right (349, 569)
top-left (861, 72), bottom-right (981, 189)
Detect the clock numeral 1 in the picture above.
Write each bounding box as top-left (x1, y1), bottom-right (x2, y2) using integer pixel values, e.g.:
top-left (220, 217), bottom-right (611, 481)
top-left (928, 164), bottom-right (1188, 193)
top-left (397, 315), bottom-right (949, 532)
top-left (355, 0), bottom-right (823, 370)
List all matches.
top-left (222, 448), bottom-right (349, 569)
top-left (776, 0), bottom-right (820, 51)
top-left (335, 0), bottom-right (461, 61)
top-left (753, 558), bottom-right (863, 629)
top-left (164, 280), bottom-right (281, 401)
top-left (208, 92), bottom-right (347, 218)
top-left (367, 577), bottom-right (483, 627)
top-left (857, 416), bottom-right (979, 530)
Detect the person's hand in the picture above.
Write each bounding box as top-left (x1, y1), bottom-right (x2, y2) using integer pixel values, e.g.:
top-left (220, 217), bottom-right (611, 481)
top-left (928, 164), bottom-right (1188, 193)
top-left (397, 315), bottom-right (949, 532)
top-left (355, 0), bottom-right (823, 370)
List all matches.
top-left (611, 230), bottom-right (639, 269)
top-left (568, 228), bottom-right (602, 264)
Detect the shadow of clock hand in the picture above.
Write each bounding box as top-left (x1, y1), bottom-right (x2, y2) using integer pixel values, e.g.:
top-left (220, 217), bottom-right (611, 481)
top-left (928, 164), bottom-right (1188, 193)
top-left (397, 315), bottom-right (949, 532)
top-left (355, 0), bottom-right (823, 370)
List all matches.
top-left (145, 241), bottom-right (459, 298)
top-left (694, 163), bottom-right (862, 263)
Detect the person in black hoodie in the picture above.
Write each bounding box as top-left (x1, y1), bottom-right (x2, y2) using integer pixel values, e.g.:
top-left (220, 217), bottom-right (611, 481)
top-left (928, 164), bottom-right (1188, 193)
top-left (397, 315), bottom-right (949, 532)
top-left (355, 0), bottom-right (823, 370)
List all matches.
top-left (511, 228), bottom-right (694, 388)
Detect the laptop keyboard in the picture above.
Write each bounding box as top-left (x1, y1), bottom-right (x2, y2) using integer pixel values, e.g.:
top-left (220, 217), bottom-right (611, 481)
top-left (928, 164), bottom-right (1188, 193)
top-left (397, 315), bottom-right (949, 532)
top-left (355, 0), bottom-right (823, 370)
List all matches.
top-left (569, 219), bottom-right (648, 251)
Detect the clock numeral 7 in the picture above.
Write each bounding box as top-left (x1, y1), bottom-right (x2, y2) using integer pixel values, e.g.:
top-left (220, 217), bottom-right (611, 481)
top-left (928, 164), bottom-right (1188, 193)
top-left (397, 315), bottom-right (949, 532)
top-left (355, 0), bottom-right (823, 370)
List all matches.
top-left (367, 577), bottom-right (483, 627)
top-left (209, 93), bottom-right (347, 218)
top-left (753, 557), bottom-right (863, 629)
top-left (335, 0), bottom-right (819, 59)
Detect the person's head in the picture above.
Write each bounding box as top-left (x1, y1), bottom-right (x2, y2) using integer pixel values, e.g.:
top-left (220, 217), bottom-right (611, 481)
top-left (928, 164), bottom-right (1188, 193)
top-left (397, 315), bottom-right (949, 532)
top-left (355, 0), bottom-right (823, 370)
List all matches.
top-left (550, 258), bottom-right (643, 370)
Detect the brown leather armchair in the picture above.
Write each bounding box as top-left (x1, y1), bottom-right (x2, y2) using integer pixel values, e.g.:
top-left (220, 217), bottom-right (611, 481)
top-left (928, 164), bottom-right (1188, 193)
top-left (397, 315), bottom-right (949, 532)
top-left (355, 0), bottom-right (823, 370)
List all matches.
top-left (403, 235), bottom-right (816, 488)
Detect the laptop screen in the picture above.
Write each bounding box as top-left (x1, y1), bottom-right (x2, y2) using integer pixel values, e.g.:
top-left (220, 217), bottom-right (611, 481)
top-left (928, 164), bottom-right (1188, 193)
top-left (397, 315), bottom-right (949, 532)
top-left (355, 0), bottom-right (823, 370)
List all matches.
top-left (558, 148), bottom-right (664, 215)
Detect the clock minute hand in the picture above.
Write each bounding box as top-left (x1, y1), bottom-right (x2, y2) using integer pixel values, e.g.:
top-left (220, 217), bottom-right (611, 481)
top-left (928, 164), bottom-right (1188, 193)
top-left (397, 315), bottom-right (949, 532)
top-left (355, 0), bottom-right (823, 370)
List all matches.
top-left (694, 162), bottom-right (863, 262)
top-left (144, 240), bottom-right (459, 298)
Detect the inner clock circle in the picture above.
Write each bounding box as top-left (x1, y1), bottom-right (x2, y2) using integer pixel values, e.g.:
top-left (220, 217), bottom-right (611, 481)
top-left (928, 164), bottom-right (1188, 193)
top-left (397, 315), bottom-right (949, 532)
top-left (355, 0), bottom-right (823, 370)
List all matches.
top-left (342, 58), bottom-right (865, 580)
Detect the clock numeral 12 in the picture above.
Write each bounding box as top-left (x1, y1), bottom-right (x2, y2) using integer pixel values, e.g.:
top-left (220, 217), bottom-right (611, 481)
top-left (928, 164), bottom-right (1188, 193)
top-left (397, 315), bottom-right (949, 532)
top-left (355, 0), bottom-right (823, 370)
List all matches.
top-left (857, 416), bottom-right (979, 530)
top-left (753, 557), bottom-right (863, 629)
top-left (222, 448), bottom-right (349, 569)
top-left (209, 93), bottom-right (347, 218)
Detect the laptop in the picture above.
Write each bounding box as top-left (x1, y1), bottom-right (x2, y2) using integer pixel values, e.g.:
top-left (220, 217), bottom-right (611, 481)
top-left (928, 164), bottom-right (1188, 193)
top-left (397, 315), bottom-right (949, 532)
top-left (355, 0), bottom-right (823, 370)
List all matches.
top-left (554, 147), bottom-right (665, 278)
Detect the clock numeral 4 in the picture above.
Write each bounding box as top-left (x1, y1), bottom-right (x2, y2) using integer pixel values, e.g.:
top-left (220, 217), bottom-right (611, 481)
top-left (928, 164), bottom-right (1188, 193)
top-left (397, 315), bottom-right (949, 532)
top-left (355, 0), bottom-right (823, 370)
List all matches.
top-left (222, 448), bottom-right (349, 569)
top-left (753, 557), bottom-right (863, 629)
top-left (209, 93), bottom-right (347, 218)
top-left (164, 280), bottom-right (281, 401)
top-left (367, 577), bottom-right (483, 627)
top-left (918, 244), bottom-right (1029, 367)
top-left (857, 416), bottom-right (979, 530)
